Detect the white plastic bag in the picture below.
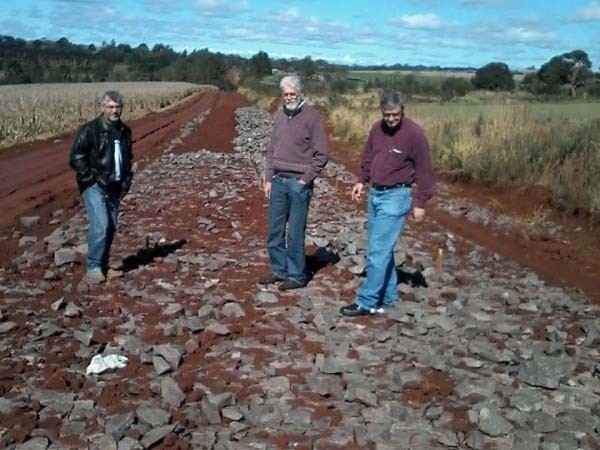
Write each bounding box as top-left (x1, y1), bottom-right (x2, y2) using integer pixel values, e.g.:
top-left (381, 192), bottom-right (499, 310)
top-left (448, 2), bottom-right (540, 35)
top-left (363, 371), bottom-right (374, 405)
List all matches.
top-left (86, 354), bottom-right (128, 375)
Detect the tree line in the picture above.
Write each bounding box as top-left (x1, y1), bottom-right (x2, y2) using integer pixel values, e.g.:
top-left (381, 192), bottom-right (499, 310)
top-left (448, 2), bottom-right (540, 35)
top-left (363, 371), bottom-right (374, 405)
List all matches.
top-left (2, 35), bottom-right (598, 98)
top-left (0, 36), bottom-right (329, 89)
top-left (0, 35), bottom-right (238, 89)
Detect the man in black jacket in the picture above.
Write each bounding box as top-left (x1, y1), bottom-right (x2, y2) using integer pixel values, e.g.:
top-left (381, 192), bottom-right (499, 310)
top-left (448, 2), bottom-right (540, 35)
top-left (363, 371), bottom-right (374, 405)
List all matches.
top-left (69, 91), bottom-right (133, 284)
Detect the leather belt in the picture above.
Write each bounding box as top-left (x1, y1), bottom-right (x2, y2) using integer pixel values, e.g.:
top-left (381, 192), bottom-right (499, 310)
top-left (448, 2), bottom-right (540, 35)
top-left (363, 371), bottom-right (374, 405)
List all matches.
top-left (372, 182), bottom-right (412, 190)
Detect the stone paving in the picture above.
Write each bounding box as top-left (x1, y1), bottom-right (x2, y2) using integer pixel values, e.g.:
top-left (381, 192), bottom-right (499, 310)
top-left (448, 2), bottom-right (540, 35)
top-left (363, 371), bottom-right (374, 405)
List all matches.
top-left (0, 107), bottom-right (599, 449)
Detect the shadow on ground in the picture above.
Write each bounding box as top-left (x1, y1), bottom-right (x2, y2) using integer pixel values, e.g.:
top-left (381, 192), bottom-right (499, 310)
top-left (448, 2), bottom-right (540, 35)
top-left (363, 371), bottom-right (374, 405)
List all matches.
top-left (355, 265), bottom-right (428, 288)
top-left (396, 266), bottom-right (428, 288)
top-left (122, 239), bottom-right (187, 273)
top-left (306, 246), bottom-right (341, 281)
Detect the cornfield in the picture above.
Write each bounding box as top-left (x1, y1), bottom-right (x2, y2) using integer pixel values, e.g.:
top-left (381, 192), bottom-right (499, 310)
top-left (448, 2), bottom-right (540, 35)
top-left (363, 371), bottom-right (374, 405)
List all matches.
top-left (0, 82), bottom-right (216, 148)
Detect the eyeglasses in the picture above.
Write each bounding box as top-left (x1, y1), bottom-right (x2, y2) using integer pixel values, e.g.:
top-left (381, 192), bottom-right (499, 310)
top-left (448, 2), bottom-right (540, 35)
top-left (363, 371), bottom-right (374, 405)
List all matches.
top-left (282, 92), bottom-right (298, 98)
top-left (382, 112), bottom-right (402, 118)
top-left (104, 104), bottom-right (122, 110)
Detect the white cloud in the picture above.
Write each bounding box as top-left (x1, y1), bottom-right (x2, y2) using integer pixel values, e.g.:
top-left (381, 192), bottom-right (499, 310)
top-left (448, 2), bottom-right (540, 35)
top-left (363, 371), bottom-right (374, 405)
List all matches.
top-left (274, 7), bottom-right (300, 22)
top-left (196, 0), bottom-right (218, 7)
top-left (394, 13), bottom-right (444, 29)
top-left (221, 26), bottom-right (268, 40)
top-left (55, 0), bottom-right (107, 4)
top-left (459, 0), bottom-right (507, 5)
top-left (506, 27), bottom-right (557, 44)
top-left (575, 1), bottom-right (600, 21)
top-left (195, 0), bottom-right (249, 18)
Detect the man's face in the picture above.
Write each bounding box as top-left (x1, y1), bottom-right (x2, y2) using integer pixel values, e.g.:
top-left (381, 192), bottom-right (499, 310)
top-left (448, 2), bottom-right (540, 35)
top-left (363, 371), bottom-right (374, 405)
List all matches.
top-left (382, 106), bottom-right (403, 129)
top-left (282, 88), bottom-right (301, 110)
top-left (102, 101), bottom-right (122, 123)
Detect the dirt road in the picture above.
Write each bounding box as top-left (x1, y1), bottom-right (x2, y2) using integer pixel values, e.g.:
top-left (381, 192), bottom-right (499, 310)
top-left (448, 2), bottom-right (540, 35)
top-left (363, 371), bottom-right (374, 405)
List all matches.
top-left (0, 95), bottom-right (599, 449)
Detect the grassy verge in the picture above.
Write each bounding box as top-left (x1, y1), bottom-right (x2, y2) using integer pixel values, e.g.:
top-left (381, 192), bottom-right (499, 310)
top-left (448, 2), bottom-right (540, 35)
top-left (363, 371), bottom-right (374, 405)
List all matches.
top-left (328, 92), bottom-right (600, 213)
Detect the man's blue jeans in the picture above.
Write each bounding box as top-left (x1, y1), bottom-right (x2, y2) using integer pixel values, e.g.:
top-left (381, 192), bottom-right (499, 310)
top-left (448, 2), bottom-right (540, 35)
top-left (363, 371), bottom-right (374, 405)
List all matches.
top-left (356, 186), bottom-right (412, 310)
top-left (82, 183), bottom-right (120, 271)
top-left (267, 175), bottom-right (313, 284)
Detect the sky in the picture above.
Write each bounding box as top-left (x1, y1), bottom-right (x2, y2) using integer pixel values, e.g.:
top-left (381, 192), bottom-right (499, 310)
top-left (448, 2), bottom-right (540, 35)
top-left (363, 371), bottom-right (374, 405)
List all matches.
top-left (1, 0), bottom-right (599, 70)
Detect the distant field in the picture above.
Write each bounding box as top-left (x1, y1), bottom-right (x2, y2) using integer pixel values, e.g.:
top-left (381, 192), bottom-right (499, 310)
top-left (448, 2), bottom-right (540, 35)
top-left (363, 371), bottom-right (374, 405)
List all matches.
top-left (349, 69), bottom-right (474, 80)
top-left (348, 69), bottom-right (527, 83)
top-left (409, 101), bottom-right (600, 122)
top-left (0, 82), bottom-right (215, 149)
top-left (322, 90), bottom-right (600, 122)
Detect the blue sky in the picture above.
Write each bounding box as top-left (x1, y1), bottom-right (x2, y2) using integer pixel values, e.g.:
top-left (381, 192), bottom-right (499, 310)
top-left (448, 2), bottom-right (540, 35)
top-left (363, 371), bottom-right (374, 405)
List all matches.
top-left (1, 0), bottom-right (599, 69)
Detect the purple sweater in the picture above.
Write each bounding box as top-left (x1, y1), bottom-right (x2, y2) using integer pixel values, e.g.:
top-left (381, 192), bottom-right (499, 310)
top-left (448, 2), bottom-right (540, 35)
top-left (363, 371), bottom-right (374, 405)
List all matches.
top-left (358, 117), bottom-right (436, 208)
top-left (265, 104), bottom-right (329, 184)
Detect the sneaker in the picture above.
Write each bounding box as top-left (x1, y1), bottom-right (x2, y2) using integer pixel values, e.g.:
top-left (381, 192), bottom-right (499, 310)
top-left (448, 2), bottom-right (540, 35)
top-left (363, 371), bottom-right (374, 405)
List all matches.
top-left (85, 269), bottom-right (106, 284)
top-left (106, 268), bottom-right (124, 279)
top-left (278, 279), bottom-right (306, 291)
top-left (340, 303), bottom-right (371, 317)
top-left (258, 273), bottom-right (286, 285)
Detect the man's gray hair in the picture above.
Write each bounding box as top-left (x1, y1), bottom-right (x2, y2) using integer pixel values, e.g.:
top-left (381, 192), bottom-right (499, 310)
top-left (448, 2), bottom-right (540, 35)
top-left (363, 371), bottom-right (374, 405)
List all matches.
top-left (279, 74), bottom-right (303, 93)
top-left (380, 90), bottom-right (405, 111)
top-left (100, 91), bottom-right (124, 106)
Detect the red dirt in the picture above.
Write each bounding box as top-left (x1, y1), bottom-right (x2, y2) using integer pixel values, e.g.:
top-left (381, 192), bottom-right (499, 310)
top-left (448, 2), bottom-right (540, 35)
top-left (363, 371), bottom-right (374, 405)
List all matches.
top-left (0, 91), bottom-right (245, 268)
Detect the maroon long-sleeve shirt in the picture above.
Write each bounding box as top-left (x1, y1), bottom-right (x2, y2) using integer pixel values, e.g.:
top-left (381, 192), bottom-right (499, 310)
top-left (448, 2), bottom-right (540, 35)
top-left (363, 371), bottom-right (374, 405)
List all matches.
top-left (358, 117), bottom-right (436, 208)
top-left (265, 104), bottom-right (329, 184)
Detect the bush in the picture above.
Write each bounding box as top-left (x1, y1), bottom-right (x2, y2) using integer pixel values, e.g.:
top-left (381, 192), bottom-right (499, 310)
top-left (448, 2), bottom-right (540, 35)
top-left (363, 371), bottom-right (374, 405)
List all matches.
top-left (238, 76), bottom-right (279, 97)
top-left (472, 62), bottom-right (514, 91)
top-left (440, 77), bottom-right (472, 101)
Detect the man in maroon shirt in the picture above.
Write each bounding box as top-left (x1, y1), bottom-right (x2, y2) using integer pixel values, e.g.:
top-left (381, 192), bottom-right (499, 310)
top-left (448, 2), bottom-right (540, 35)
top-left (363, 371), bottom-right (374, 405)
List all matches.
top-left (341, 90), bottom-right (435, 316)
top-left (259, 74), bottom-right (329, 290)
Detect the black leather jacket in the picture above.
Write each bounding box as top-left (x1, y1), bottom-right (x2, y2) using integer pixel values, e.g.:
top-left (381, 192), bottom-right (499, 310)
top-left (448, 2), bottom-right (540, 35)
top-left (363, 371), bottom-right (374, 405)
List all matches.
top-left (69, 115), bottom-right (133, 198)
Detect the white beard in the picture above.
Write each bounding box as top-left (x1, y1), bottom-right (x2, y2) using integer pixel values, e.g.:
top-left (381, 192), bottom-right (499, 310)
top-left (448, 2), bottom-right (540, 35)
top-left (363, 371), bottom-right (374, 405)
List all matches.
top-left (285, 98), bottom-right (304, 111)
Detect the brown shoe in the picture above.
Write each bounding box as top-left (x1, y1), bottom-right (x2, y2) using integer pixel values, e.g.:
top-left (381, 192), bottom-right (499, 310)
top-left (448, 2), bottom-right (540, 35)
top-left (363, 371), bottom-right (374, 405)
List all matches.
top-left (85, 269), bottom-right (106, 284)
top-left (258, 273), bottom-right (286, 285)
top-left (106, 268), bottom-right (124, 279)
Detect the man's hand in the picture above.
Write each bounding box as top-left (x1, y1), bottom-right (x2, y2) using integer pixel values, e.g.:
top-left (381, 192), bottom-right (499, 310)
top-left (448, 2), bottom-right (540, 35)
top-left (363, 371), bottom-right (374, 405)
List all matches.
top-left (263, 178), bottom-right (272, 199)
top-left (413, 207), bottom-right (425, 223)
top-left (351, 183), bottom-right (364, 201)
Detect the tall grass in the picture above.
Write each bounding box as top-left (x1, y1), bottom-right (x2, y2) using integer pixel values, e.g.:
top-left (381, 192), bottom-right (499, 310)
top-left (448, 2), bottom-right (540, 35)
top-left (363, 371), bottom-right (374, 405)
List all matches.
top-left (0, 82), bottom-right (215, 149)
top-left (329, 95), bottom-right (600, 213)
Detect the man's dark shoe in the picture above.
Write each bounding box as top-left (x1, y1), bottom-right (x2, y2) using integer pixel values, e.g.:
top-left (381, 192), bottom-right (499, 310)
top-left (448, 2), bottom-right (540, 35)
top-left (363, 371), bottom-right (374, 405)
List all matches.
top-left (340, 303), bottom-right (371, 317)
top-left (258, 273), bottom-right (286, 285)
top-left (278, 279), bottom-right (306, 291)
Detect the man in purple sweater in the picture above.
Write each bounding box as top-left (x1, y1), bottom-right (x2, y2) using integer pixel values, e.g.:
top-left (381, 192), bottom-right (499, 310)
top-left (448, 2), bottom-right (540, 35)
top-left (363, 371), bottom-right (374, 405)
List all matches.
top-left (341, 90), bottom-right (435, 316)
top-left (260, 74), bottom-right (329, 290)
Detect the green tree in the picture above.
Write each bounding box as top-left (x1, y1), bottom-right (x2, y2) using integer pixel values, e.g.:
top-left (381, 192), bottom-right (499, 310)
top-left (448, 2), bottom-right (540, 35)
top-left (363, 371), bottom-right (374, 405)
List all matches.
top-left (245, 50), bottom-right (272, 78)
top-left (472, 62), bottom-right (514, 91)
top-left (538, 50), bottom-right (592, 97)
top-left (297, 56), bottom-right (318, 79)
top-left (520, 71), bottom-right (541, 94)
top-left (4, 60), bottom-right (31, 83)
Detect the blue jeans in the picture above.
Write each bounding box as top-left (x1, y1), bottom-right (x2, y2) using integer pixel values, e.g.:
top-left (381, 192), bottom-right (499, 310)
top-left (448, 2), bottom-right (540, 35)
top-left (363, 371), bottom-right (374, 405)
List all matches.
top-left (83, 183), bottom-right (120, 271)
top-left (267, 175), bottom-right (313, 283)
top-left (356, 186), bottom-right (412, 310)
